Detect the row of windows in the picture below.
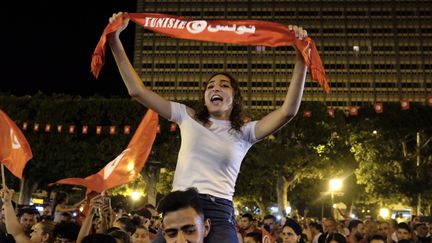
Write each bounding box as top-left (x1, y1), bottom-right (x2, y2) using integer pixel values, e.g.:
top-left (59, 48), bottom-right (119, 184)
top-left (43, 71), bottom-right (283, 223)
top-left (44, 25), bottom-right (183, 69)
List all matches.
top-left (171, 10), bottom-right (431, 17)
top-left (146, 63), bottom-right (431, 70)
top-left (146, 80), bottom-right (428, 89)
top-left (144, 45), bottom-right (432, 53)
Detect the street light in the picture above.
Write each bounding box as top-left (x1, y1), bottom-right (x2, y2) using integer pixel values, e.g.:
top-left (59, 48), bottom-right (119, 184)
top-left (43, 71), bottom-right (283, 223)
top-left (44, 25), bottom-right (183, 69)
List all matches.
top-left (329, 179), bottom-right (343, 218)
top-left (379, 208), bottom-right (390, 219)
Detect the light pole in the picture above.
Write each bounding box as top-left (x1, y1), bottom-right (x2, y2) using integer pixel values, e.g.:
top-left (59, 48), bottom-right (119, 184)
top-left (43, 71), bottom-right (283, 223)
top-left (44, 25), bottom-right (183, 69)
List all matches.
top-left (329, 178), bottom-right (343, 218)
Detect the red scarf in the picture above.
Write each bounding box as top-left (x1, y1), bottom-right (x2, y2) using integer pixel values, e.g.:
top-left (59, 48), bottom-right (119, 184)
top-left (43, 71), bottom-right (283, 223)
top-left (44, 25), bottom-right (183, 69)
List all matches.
top-left (91, 13), bottom-right (329, 93)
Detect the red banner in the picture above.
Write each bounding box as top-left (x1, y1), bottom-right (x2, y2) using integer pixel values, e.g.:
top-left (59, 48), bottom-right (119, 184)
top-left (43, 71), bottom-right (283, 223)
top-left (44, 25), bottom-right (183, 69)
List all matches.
top-left (427, 96), bottom-right (432, 107)
top-left (374, 102), bottom-right (383, 114)
top-left (327, 107), bottom-right (335, 118)
top-left (53, 110), bottom-right (158, 193)
top-left (349, 106), bottom-right (358, 116)
top-left (400, 98), bottom-right (410, 110)
top-left (91, 13), bottom-right (329, 93)
top-left (0, 110), bottom-right (33, 179)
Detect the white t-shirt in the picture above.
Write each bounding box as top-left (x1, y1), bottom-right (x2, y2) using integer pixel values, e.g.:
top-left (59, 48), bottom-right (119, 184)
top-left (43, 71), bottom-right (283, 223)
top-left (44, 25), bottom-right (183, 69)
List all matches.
top-left (169, 102), bottom-right (259, 200)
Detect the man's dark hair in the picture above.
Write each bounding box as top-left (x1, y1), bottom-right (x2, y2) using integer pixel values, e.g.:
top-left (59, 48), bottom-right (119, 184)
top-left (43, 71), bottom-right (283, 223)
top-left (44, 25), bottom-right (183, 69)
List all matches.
top-left (348, 220), bottom-right (364, 232)
top-left (246, 232), bottom-right (262, 243)
top-left (144, 204), bottom-right (156, 210)
top-left (368, 234), bottom-right (386, 243)
top-left (310, 222), bottom-right (324, 233)
top-left (18, 207), bottom-right (38, 218)
top-left (136, 207), bottom-right (152, 219)
top-left (108, 229), bottom-right (131, 243)
top-left (82, 233), bottom-right (117, 243)
top-left (54, 221), bottom-right (80, 240)
top-left (326, 233), bottom-right (347, 243)
top-left (397, 222), bottom-right (411, 233)
top-left (242, 213), bottom-right (254, 222)
top-left (157, 187), bottom-right (204, 219)
top-left (115, 217), bottom-right (136, 234)
top-left (264, 214), bottom-right (277, 222)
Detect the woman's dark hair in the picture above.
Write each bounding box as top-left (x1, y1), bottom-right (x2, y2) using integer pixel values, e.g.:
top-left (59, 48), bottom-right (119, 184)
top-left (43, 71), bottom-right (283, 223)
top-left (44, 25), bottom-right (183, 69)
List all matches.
top-left (195, 72), bottom-right (245, 132)
top-left (82, 234), bottom-right (117, 243)
top-left (108, 229), bottom-right (131, 243)
top-left (326, 233), bottom-right (347, 243)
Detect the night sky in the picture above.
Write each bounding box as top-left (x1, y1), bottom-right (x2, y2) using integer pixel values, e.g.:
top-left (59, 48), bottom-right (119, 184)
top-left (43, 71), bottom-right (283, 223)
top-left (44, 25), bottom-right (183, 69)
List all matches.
top-left (1, 0), bottom-right (137, 97)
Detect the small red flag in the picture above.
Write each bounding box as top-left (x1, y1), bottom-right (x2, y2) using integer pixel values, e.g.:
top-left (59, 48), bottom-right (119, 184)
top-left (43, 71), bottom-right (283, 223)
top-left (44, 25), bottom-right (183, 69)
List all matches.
top-left (374, 102), bottom-right (383, 114)
top-left (400, 98), bottom-right (410, 110)
top-left (262, 228), bottom-right (275, 243)
top-left (0, 110), bottom-right (33, 179)
top-left (426, 96), bottom-right (432, 107)
top-left (303, 111), bottom-right (312, 118)
top-left (327, 107), bottom-right (335, 118)
top-left (349, 106), bottom-right (358, 116)
top-left (53, 110), bottom-right (159, 193)
top-left (170, 123), bottom-right (177, 132)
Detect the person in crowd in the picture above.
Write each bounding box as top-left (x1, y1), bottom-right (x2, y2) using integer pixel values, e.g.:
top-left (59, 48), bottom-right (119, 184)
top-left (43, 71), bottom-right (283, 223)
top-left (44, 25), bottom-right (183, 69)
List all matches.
top-left (107, 11), bottom-right (308, 243)
top-left (377, 221), bottom-right (391, 240)
top-left (396, 222), bottom-right (413, 243)
top-left (326, 233), bottom-right (347, 243)
top-left (0, 199), bottom-right (17, 243)
top-left (348, 220), bottom-right (366, 243)
top-left (1, 186), bottom-right (56, 243)
top-left (244, 232), bottom-right (262, 243)
top-left (54, 221), bottom-right (81, 243)
top-left (413, 223), bottom-right (430, 243)
top-left (114, 217), bottom-right (136, 235)
top-left (319, 218), bottom-right (338, 243)
top-left (143, 204), bottom-right (160, 234)
top-left (369, 235), bottom-right (386, 243)
top-left (18, 207), bottom-right (39, 237)
top-left (51, 192), bottom-right (83, 223)
top-left (108, 229), bottom-right (132, 243)
top-left (81, 233), bottom-right (117, 243)
top-left (239, 213), bottom-right (261, 239)
top-left (156, 188), bottom-right (210, 242)
top-left (131, 225), bottom-right (151, 243)
top-left (280, 218), bottom-right (305, 243)
top-left (310, 222), bottom-right (324, 243)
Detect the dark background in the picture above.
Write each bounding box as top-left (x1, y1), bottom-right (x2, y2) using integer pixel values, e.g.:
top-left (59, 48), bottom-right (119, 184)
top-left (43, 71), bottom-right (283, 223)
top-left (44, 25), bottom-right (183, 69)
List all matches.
top-left (1, 0), bottom-right (138, 97)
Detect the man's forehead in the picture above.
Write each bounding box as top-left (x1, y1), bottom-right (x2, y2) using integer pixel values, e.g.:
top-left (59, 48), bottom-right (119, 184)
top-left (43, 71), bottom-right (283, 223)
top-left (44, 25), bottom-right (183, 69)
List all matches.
top-left (22, 213), bottom-right (36, 218)
top-left (163, 207), bottom-right (201, 228)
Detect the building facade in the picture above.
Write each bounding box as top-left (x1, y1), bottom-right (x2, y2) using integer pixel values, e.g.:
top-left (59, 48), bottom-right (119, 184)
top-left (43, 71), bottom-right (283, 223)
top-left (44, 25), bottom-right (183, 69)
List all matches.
top-left (133, 0), bottom-right (431, 111)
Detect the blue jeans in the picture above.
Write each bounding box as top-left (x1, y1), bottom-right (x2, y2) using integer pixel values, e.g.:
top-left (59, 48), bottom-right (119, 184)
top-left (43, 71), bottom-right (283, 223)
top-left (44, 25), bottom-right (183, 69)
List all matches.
top-left (152, 193), bottom-right (238, 243)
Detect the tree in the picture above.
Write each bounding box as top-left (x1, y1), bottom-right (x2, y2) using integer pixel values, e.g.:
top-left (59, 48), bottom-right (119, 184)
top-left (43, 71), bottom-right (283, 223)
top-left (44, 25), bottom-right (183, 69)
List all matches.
top-left (0, 93), bottom-right (147, 204)
top-left (350, 103), bottom-right (432, 210)
top-left (235, 102), bottom-right (354, 216)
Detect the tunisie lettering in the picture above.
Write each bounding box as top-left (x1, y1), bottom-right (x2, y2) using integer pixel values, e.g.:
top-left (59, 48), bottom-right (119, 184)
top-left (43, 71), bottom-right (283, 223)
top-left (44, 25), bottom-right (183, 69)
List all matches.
top-left (143, 17), bottom-right (256, 35)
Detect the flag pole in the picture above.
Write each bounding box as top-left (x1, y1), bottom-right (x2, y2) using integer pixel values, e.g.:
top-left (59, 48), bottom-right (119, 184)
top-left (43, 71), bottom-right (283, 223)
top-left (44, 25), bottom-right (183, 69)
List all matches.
top-left (1, 164), bottom-right (6, 188)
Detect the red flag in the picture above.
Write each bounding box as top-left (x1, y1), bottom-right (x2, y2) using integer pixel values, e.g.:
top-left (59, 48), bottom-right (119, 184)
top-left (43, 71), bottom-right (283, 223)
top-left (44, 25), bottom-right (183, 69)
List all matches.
top-left (426, 96), bottom-right (432, 107)
top-left (53, 110), bottom-right (159, 193)
top-left (349, 106), bottom-right (358, 116)
top-left (327, 107), bottom-right (335, 118)
top-left (91, 13), bottom-right (329, 93)
top-left (0, 110), bottom-right (33, 179)
top-left (303, 111), bottom-right (312, 118)
top-left (170, 123), bottom-right (177, 132)
top-left (400, 98), bottom-right (410, 110)
top-left (262, 228), bottom-right (275, 243)
top-left (374, 102), bottom-right (383, 114)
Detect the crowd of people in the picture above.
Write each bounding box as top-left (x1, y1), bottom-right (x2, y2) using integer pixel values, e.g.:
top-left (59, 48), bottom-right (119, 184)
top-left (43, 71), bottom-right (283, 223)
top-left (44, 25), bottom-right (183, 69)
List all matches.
top-left (2, 10), bottom-right (430, 243)
top-left (1, 186), bottom-right (431, 243)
